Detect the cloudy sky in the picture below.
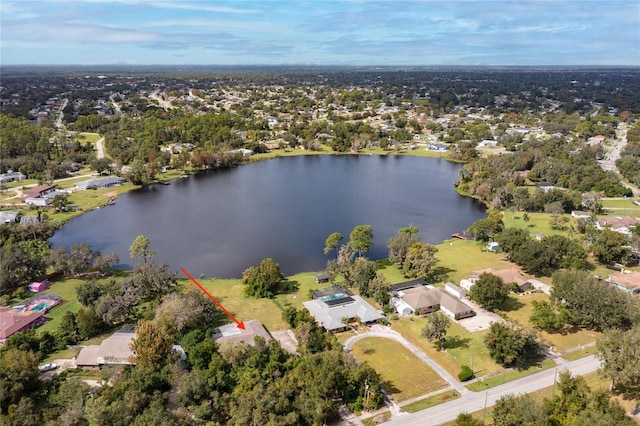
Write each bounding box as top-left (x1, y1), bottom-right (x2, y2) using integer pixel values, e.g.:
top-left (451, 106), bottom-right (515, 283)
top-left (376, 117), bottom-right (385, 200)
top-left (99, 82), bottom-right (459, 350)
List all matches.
top-left (1, 0), bottom-right (639, 66)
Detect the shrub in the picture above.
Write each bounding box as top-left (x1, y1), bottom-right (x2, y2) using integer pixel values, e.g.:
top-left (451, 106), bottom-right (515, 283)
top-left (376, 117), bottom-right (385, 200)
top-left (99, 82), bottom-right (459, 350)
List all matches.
top-left (458, 365), bottom-right (474, 382)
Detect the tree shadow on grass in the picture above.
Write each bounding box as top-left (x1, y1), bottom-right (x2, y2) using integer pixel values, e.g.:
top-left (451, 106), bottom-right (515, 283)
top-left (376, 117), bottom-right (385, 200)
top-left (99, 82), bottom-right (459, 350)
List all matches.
top-left (445, 335), bottom-right (471, 350)
top-left (278, 279), bottom-right (301, 295)
top-left (375, 259), bottom-right (394, 269)
top-left (432, 266), bottom-right (456, 282)
top-left (500, 296), bottom-right (524, 312)
top-left (380, 380), bottom-right (401, 396)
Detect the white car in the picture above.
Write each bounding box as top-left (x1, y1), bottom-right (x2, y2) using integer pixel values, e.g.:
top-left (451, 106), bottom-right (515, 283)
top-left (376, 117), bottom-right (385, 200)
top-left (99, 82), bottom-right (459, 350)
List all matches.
top-left (38, 363), bottom-right (58, 372)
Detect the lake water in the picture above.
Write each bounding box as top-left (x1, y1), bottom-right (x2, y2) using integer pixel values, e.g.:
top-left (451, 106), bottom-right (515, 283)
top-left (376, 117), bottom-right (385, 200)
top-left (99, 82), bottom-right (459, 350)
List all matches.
top-left (50, 155), bottom-right (486, 278)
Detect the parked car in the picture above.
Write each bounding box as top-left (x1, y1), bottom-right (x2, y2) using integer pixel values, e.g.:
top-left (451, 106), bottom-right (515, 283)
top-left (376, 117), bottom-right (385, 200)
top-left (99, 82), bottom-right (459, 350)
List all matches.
top-left (38, 363), bottom-right (58, 372)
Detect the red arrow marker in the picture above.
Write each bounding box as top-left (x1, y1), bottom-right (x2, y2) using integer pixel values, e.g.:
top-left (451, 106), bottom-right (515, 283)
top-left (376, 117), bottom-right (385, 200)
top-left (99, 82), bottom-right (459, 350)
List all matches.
top-left (180, 267), bottom-right (245, 330)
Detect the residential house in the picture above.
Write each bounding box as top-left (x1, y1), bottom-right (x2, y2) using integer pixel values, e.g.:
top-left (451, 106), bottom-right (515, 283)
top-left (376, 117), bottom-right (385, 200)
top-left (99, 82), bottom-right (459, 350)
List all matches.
top-left (461, 267), bottom-right (533, 292)
top-left (303, 287), bottom-right (384, 332)
top-left (394, 287), bottom-right (474, 320)
top-left (571, 211), bottom-right (592, 220)
top-left (22, 185), bottom-right (65, 206)
top-left (76, 176), bottom-right (125, 190)
top-left (487, 242), bottom-right (500, 252)
top-left (76, 331), bottom-right (136, 368)
top-left (0, 307), bottom-right (45, 343)
top-left (478, 139), bottom-right (499, 147)
top-left (596, 216), bottom-right (640, 236)
top-left (0, 211), bottom-right (18, 224)
top-left (587, 135), bottom-right (606, 145)
top-left (606, 271), bottom-right (640, 294)
top-left (0, 171), bottom-right (26, 183)
top-left (444, 282), bottom-right (466, 299)
top-left (212, 319), bottom-right (273, 346)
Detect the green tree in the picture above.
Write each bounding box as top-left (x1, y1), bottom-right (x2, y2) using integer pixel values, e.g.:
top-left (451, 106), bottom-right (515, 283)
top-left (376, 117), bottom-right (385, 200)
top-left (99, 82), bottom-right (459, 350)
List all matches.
top-left (492, 393), bottom-right (547, 426)
top-left (129, 234), bottom-right (154, 263)
top-left (324, 232), bottom-right (343, 257)
top-left (529, 300), bottom-right (568, 331)
top-left (467, 212), bottom-right (504, 242)
top-left (402, 241), bottom-right (438, 280)
top-left (596, 326), bottom-right (640, 395)
top-left (52, 193), bottom-right (70, 212)
top-left (469, 273), bottom-right (510, 311)
top-left (369, 273), bottom-right (390, 306)
top-left (129, 319), bottom-right (173, 371)
top-left (387, 227), bottom-right (421, 265)
top-left (421, 312), bottom-right (451, 351)
top-left (348, 224), bottom-right (374, 257)
top-left (243, 258), bottom-right (284, 298)
top-left (591, 228), bottom-right (631, 265)
top-left (484, 322), bottom-right (543, 367)
top-left (454, 413), bottom-right (484, 426)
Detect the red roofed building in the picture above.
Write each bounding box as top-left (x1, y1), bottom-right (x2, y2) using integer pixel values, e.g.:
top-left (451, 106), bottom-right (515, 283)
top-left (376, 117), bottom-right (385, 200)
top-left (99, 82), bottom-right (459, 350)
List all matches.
top-left (0, 307), bottom-right (45, 342)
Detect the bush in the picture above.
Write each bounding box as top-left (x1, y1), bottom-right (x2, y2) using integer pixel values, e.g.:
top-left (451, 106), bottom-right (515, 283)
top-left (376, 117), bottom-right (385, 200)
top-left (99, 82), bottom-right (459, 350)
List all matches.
top-left (458, 365), bottom-right (474, 382)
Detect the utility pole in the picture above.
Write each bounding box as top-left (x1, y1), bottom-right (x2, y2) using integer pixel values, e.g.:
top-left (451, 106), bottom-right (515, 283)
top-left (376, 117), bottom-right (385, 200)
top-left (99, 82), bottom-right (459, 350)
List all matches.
top-left (482, 391), bottom-right (488, 424)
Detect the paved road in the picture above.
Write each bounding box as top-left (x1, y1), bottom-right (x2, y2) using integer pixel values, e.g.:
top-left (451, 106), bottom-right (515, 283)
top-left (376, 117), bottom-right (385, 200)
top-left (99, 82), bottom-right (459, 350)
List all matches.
top-left (343, 327), bottom-right (466, 394)
top-left (55, 98), bottom-right (69, 129)
top-left (383, 355), bottom-right (600, 426)
top-left (96, 137), bottom-right (105, 159)
top-left (150, 90), bottom-right (174, 110)
top-left (597, 125), bottom-right (639, 196)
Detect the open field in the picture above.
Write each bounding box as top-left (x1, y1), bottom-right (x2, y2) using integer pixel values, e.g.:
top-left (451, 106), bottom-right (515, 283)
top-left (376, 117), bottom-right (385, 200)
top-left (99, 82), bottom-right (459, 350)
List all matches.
top-left (430, 239), bottom-right (519, 284)
top-left (194, 278), bottom-right (288, 331)
top-left (465, 358), bottom-right (556, 391)
top-left (391, 317), bottom-right (500, 379)
top-left (78, 132), bottom-right (101, 143)
top-left (351, 337), bottom-right (448, 401)
top-left (502, 211), bottom-right (574, 237)
top-left (38, 277), bottom-right (84, 333)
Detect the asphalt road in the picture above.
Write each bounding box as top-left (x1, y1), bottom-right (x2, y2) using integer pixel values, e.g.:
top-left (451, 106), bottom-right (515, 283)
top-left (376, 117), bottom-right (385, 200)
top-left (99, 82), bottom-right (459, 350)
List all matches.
top-left (383, 355), bottom-right (600, 426)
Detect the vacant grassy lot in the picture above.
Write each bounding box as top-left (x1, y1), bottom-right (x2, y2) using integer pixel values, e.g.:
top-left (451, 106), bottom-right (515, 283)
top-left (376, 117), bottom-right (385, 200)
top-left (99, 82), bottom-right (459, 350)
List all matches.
top-left (502, 212), bottom-right (572, 237)
top-left (431, 239), bottom-right (518, 284)
top-left (78, 132), bottom-right (101, 143)
top-left (194, 277), bottom-right (288, 331)
top-left (351, 337), bottom-right (448, 401)
top-left (465, 358), bottom-right (556, 391)
top-left (391, 317), bottom-right (501, 379)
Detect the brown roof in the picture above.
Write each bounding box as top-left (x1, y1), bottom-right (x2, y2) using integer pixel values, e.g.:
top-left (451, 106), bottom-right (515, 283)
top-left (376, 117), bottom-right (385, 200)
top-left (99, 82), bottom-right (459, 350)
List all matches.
top-left (472, 267), bottom-right (528, 286)
top-left (607, 271), bottom-right (640, 292)
top-left (439, 292), bottom-right (473, 315)
top-left (0, 307), bottom-right (44, 339)
top-left (22, 185), bottom-right (53, 198)
top-left (401, 287), bottom-right (443, 310)
top-left (213, 319), bottom-right (272, 346)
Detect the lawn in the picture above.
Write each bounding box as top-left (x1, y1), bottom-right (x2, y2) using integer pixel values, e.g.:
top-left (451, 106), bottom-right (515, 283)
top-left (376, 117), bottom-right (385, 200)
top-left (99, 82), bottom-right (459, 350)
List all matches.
top-left (390, 316), bottom-right (501, 379)
top-left (351, 337), bottom-right (448, 401)
top-left (430, 239), bottom-right (518, 284)
top-left (502, 211), bottom-right (573, 238)
top-left (465, 358), bottom-right (556, 391)
top-left (78, 132), bottom-right (101, 143)
top-left (193, 277), bottom-right (288, 331)
top-left (401, 389), bottom-right (461, 413)
top-left (600, 197), bottom-right (640, 216)
top-left (38, 278), bottom-right (84, 333)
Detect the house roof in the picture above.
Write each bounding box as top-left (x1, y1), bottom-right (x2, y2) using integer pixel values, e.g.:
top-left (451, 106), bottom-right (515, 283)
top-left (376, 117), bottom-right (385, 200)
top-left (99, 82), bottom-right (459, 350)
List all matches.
top-left (439, 292), bottom-right (474, 315)
top-left (607, 271), bottom-right (640, 292)
top-left (0, 307), bottom-right (45, 339)
top-left (212, 319), bottom-right (272, 346)
top-left (389, 279), bottom-right (428, 293)
top-left (76, 332), bottom-right (136, 366)
top-left (472, 267), bottom-right (528, 287)
top-left (400, 287), bottom-right (443, 310)
top-left (303, 295), bottom-right (384, 331)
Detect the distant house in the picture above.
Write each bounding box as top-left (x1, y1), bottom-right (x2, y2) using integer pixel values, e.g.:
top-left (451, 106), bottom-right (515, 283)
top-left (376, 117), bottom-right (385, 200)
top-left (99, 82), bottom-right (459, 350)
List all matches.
top-left (462, 268), bottom-right (532, 292)
top-left (76, 176), bottom-right (125, 190)
top-left (303, 287), bottom-right (384, 332)
top-left (0, 211), bottom-right (18, 224)
top-left (606, 271), bottom-right (640, 294)
top-left (571, 211), bottom-right (592, 219)
top-left (389, 279), bottom-right (428, 293)
top-left (596, 216), bottom-right (640, 236)
top-left (427, 142), bottom-right (448, 152)
top-left (478, 139), bottom-right (499, 147)
top-left (0, 171), bottom-right (26, 183)
top-left (212, 319), bottom-right (273, 346)
top-left (587, 135), bottom-right (606, 145)
top-left (22, 185), bottom-right (67, 206)
top-left (28, 280), bottom-right (49, 292)
top-left (227, 148), bottom-right (253, 157)
top-left (0, 307), bottom-right (45, 343)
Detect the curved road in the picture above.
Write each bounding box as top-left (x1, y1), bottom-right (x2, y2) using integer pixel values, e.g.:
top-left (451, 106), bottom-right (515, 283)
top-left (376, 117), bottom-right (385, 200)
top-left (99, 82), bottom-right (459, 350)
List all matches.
top-left (96, 137), bottom-right (105, 159)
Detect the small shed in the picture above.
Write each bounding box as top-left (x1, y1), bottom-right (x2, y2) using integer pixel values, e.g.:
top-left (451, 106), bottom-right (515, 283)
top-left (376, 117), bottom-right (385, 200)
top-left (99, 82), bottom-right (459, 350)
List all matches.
top-left (444, 282), bottom-right (466, 299)
top-left (315, 273), bottom-right (330, 284)
top-left (391, 297), bottom-right (413, 316)
top-left (28, 280), bottom-right (49, 292)
top-left (487, 242), bottom-right (500, 252)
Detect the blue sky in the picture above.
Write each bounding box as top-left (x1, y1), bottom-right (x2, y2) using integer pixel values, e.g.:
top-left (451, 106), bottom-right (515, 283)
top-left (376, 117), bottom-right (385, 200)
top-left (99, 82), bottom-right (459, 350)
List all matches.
top-left (1, 0), bottom-right (639, 66)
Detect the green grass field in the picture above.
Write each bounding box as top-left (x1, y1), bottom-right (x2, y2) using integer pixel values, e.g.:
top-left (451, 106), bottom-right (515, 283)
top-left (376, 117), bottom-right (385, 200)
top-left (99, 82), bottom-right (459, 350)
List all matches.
top-left (391, 317), bottom-right (501, 379)
top-left (465, 358), bottom-right (556, 391)
top-left (401, 389), bottom-right (461, 413)
top-left (38, 278), bottom-right (85, 334)
top-left (351, 337), bottom-right (448, 401)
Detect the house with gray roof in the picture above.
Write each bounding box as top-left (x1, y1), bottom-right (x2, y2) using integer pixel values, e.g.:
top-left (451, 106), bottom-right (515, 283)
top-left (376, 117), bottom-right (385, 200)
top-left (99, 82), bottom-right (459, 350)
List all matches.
top-left (76, 176), bottom-right (125, 190)
top-left (303, 289), bottom-right (384, 332)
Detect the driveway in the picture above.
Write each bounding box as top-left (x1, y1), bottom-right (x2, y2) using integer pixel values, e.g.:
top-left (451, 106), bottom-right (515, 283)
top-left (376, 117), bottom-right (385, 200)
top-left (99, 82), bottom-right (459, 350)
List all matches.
top-left (456, 299), bottom-right (504, 333)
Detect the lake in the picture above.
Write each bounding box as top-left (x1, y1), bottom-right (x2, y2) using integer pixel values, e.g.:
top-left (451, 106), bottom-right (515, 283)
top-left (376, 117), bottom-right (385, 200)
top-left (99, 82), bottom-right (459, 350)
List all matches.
top-left (50, 155), bottom-right (486, 278)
